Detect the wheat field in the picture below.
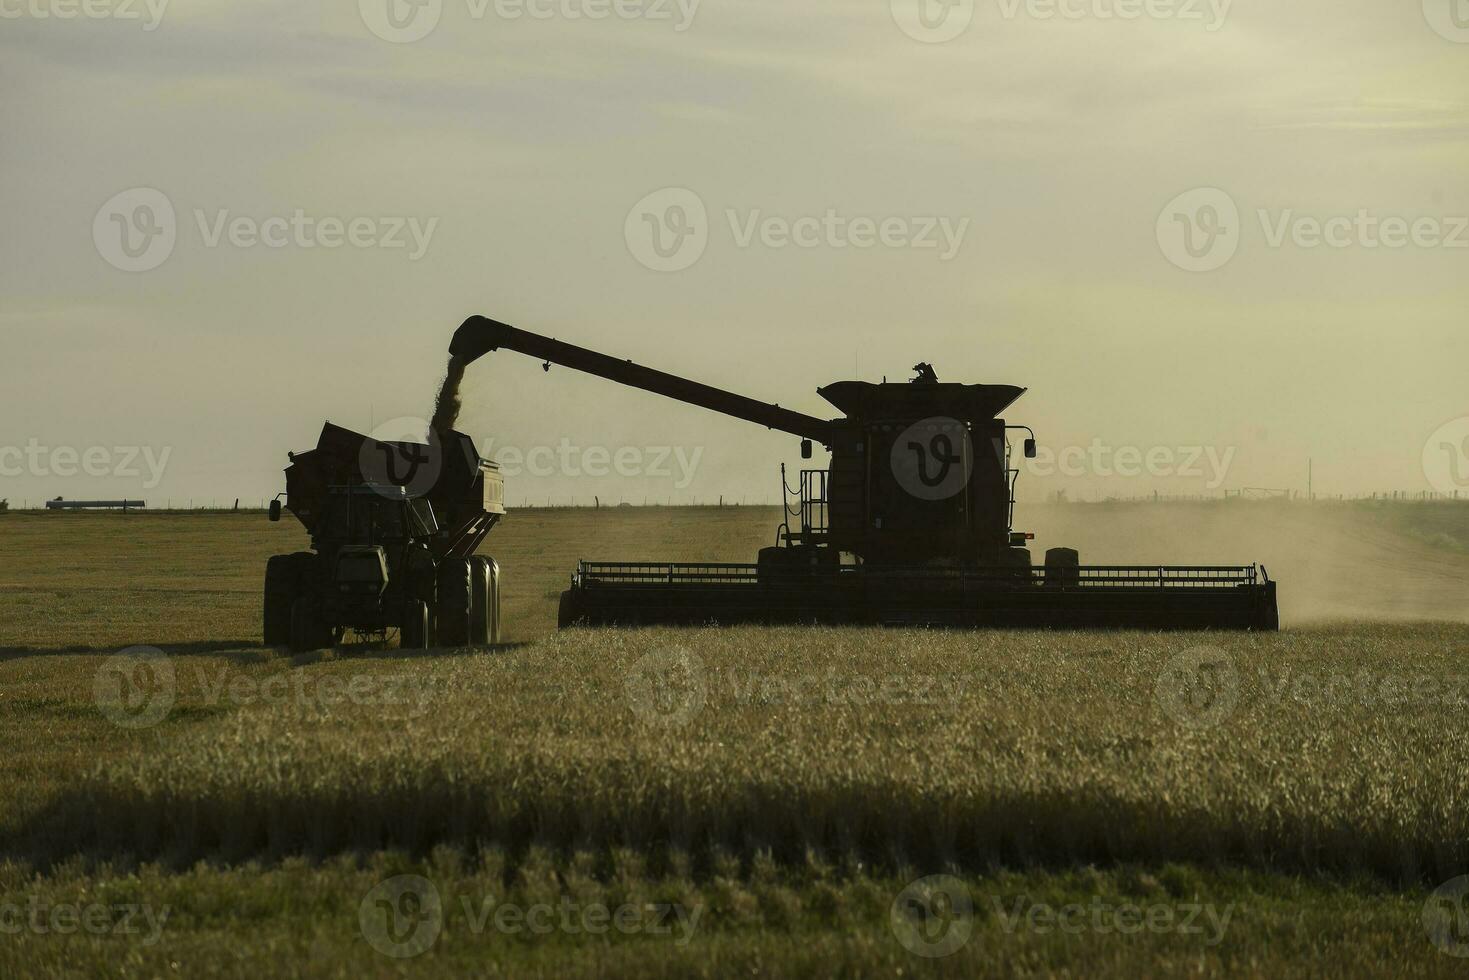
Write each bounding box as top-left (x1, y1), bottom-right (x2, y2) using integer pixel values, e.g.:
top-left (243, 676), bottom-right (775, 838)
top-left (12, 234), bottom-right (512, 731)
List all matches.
top-left (1, 505), bottom-right (1467, 976)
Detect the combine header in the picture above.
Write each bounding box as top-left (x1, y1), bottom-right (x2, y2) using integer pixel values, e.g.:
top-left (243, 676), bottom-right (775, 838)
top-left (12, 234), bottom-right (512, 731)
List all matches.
top-left (449, 315), bottom-right (1277, 631)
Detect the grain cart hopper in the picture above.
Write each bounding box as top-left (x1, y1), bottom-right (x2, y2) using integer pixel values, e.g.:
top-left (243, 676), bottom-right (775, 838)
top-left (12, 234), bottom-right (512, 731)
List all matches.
top-left (263, 422), bottom-right (505, 651)
top-left (450, 315), bottom-right (1278, 631)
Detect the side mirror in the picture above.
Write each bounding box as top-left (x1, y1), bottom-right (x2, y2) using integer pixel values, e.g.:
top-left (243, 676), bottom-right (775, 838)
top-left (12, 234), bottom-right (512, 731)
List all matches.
top-left (269, 500), bottom-right (282, 522)
top-left (800, 439), bottom-right (813, 460)
top-left (1024, 438), bottom-right (1037, 459)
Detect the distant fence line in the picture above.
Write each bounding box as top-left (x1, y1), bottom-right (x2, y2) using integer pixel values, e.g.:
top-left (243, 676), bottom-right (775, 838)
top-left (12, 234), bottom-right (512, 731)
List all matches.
top-left (0, 491), bottom-right (1463, 513)
top-left (0, 497), bottom-right (771, 511)
top-left (1049, 490), bottom-right (1464, 504)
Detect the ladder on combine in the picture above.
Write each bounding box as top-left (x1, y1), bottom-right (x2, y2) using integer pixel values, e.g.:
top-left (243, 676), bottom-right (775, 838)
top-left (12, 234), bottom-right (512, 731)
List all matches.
top-left (780, 467), bottom-right (831, 548)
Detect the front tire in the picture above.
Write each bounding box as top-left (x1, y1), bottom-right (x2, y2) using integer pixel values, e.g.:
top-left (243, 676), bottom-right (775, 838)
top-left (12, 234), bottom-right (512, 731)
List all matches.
top-left (264, 552), bottom-right (313, 646)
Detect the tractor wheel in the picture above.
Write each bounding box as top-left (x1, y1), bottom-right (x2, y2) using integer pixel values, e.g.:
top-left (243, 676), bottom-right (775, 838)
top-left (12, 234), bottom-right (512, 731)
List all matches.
top-left (487, 558), bottom-right (502, 644)
top-left (264, 552), bottom-right (313, 646)
top-left (289, 598), bottom-right (320, 652)
top-left (557, 589), bottom-right (583, 629)
top-left (401, 600), bottom-right (430, 650)
top-left (436, 558), bottom-right (473, 647)
top-left (469, 557), bottom-right (501, 645)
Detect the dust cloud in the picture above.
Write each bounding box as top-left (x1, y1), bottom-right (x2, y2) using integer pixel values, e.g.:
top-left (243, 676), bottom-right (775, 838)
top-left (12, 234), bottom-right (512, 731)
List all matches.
top-left (1024, 502), bottom-right (1469, 626)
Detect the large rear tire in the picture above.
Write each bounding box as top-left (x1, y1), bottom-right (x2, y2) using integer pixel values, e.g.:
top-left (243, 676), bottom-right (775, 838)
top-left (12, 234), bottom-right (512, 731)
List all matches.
top-left (469, 557), bottom-right (501, 645)
top-left (401, 599), bottom-right (430, 650)
top-left (264, 552), bottom-right (313, 647)
top-left (488, 558), bottom-right (501, 644)
top-left (436, 558), bottom-right (473, 647)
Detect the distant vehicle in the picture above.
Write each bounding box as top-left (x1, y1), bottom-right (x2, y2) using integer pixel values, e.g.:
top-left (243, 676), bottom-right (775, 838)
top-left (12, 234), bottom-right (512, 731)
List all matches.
top-left (44, 498), bottom-right (145, 511)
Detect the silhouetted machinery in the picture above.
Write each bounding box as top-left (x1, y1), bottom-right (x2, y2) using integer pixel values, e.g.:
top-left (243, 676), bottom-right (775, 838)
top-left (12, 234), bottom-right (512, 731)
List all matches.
top-left (451, 316), bottom-right (1279, 631)
top-left (263, 422), bottom-right (505, 651)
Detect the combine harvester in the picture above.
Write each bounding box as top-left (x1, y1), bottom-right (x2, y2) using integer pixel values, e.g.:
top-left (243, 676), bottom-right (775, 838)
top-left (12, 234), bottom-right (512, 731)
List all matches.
top-left (452, 316), bottom-right (1277, 630)
top-left (455, 315), bottom-right (1276, 631)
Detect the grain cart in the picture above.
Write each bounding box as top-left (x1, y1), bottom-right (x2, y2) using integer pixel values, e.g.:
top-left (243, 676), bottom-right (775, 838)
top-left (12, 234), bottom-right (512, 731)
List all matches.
top-left (263, 422), bottom-right (505, 651)
top-left (448, 315), bottom-right (1279, 631)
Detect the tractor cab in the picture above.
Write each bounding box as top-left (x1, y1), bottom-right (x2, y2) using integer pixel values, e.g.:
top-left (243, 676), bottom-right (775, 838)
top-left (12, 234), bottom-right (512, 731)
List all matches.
top-left (313, 484), bottom-right (438, 550)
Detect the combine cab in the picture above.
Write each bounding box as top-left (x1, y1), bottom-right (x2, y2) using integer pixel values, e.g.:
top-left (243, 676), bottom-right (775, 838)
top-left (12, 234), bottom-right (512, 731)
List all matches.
top-left (264, 422), bottom-right (505, 651)
top-left (447, 315), bottom-right (1278, 632)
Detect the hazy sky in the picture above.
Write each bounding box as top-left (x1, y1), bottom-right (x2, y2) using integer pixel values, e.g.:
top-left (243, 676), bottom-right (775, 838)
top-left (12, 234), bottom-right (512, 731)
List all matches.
top-left (2, 0), bottom-right (1466, 508)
